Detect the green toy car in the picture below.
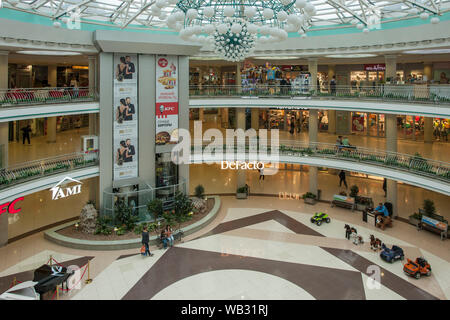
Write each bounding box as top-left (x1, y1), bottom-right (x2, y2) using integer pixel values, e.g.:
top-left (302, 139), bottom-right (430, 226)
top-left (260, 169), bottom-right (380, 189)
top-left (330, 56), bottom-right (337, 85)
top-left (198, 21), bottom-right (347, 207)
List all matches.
top-left (310, 212), bottom-right (331, 226)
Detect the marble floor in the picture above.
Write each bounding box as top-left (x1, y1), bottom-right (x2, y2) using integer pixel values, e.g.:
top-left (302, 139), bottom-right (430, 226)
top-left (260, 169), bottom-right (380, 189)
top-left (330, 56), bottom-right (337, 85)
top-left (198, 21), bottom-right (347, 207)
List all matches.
top-left (1, 196), bottom-right (449, 300)
top-left (189, 164), bottom-right (449, 221)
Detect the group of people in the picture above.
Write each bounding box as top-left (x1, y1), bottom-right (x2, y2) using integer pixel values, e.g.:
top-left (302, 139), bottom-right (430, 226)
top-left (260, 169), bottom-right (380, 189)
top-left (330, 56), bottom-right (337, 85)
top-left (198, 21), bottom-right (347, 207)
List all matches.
top-left (116, 139), bottom-right (135, 165)
top-left (336, 135), bottom-right (351, 149)
top-left (140, 225), bottom-right (175, 257)
top-left (116, 97), bottom-right (135, 123)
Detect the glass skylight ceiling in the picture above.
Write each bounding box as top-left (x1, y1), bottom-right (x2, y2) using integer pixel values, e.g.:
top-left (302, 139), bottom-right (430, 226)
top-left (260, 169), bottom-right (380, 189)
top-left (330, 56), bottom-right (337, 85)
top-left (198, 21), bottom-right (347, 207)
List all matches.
top-left (3, 0), bottom-right (450, 30)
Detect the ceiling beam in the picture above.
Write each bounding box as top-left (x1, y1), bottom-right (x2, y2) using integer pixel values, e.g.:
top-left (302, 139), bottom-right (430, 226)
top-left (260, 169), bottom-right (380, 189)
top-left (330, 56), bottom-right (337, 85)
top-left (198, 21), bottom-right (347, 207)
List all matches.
top-left (121, 0), bottom-right (155, 29)
top-left (54, 0), bottom-right (93, 19)
top-left (326, 0), bottom-right (368, 25)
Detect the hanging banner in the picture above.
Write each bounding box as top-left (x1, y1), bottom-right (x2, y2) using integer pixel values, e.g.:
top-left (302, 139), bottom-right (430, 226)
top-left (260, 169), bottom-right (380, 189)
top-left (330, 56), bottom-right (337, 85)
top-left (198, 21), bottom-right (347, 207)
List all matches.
top-left (156, 55), bottom-right (179, 145)
top-left (113, 53), bottom-right (138, 180)
top-left (352, 114), bottom-right (365, 132)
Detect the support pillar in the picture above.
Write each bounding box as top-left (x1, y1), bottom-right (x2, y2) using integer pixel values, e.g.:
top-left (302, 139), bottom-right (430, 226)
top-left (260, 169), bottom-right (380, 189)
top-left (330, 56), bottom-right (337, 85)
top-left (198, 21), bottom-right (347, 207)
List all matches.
top-left (424, 117), bottom-right (433, 143)
top-left (88, 55), bottom-right (97, 92)
top-left (221, 107), bottom-right (228, 129)
top-left (423, 64), bottom-right (433, 82)
top-left (0, 51), bottom-right (8, 172)
top-left (46, 117), bottom-right (57, 143)
top-left (328, 110), bottom-right (336, 135)
top-left (385, 114), bottom-right (398, 217)
top-left (308, 109), bottom-right (318, 144)
top-left (236, 107), bottom-right (246, 189)
top-left (251, 108), bottom-right (259, 131)
top-left (308, 58), bottom-right (318, 92)
top-left (309, 166), bottom-right (318, 198)
top-left (89, 113), bottom-right (98, 135)
top-left (48, 65), bottom-right (57, 87)
top-left (199, 108), bottom-right (204, 122)
top-left (385, 55), bottom-right (397, 82)
top-left (236, 63), bottom-right (242, 93)
top-left (327, 65), bottom-right (335, 92)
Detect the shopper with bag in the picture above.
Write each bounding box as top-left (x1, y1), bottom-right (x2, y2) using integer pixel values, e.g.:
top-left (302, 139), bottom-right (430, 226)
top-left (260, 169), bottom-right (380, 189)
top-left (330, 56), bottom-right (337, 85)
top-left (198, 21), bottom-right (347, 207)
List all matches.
top-left (141, 226), bottom-right (153, 257)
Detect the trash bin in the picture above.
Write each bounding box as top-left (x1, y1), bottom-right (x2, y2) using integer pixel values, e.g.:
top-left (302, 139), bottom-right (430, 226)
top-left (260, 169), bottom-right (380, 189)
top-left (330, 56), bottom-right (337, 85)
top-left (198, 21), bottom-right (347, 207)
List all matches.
top-left (317, 189), bottom-right (322, 201)
top-left (362, 210), bottom-right (367, 223)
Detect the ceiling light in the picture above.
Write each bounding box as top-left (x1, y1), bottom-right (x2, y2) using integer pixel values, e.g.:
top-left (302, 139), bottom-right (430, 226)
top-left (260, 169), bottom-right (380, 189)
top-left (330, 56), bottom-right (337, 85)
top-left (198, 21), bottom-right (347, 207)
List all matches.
top-left (16, 50), bottom-right (82, 56)
top-left (403, 49), bottom-right (450, 54)
top-left (326, 54), bottom-right (377, 58)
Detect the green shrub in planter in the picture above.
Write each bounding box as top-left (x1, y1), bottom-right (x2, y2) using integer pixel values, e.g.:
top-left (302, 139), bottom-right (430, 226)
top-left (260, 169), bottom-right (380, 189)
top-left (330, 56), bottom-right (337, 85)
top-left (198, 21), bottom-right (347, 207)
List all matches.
top-left (302, 192), bottom-right (317, 199)
top-left (237, 185), bottom-right (249, 194)
top-left (195, 184), bottom-right (205, 198)
top-left (423, 199), bottom-right (436, 216)
top-left (350, 185), bottom-right (359, 198)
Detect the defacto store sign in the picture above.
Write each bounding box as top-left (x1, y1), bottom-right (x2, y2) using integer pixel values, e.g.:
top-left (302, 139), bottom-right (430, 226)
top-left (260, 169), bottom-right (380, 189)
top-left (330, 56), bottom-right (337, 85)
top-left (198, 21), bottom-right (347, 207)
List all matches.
top-left (50, 177), bottom-right (82, 200)
top-left (221, 161), bottom-right (264, 170)
top-left (0, 197), bottom-right (24, 216)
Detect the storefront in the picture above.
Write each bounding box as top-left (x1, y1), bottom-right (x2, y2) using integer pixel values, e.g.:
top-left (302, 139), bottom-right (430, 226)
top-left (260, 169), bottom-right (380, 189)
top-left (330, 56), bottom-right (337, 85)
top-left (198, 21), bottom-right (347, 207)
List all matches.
top-left (350, 112), bottom-right (385, 137)
top-left (5, 177), bottom-right (98, 241)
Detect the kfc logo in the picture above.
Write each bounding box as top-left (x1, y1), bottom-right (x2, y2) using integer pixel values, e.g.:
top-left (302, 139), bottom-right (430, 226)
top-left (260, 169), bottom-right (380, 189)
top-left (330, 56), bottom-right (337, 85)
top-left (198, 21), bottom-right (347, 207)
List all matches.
top-left (0, 197), bottom-right (24, 216)
top-left (158, 58), bottom-right (168, 68)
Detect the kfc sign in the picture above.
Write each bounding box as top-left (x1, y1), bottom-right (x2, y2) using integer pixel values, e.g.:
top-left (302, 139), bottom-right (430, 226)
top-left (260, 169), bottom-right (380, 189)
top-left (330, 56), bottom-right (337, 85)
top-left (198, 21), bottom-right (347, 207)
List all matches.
top-left (158, 58), bottom-right (168, 68)
top-left (0, 197), bottom-right (24, 216)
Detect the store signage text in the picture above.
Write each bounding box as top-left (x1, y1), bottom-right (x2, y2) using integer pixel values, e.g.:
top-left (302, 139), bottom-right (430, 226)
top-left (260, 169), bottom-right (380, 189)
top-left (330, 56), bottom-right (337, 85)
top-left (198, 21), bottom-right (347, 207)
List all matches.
top-left (221, 161), bottom-right (264, 170)
top-left (50, 177), bottom-right (83, 200)
top-left (0, 197), bottom-right (24, 216)
top-left (364, 64), bottom-right (386, 71)
top-left (279, 192), bottom-right (301, 200)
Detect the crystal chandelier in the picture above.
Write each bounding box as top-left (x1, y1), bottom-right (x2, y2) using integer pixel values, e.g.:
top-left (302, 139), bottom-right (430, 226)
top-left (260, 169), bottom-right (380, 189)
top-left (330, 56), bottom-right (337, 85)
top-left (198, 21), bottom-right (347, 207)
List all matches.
top-left (163, 0), bottom-right (317, 61)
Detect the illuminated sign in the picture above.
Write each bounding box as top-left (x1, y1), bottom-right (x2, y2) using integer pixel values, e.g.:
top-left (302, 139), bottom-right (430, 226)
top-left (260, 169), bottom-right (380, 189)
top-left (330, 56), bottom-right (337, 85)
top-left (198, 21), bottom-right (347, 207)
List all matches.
top-left (50, 177), bottom-right (82, 200)
top-left (0, 197), bottom-right (24, 216)
top-left (221, 161), bottom-right (265, 170)
top-left (279, 192), bottom-right (301, 200)
top-left (364, 64), bottom-right (386, 71)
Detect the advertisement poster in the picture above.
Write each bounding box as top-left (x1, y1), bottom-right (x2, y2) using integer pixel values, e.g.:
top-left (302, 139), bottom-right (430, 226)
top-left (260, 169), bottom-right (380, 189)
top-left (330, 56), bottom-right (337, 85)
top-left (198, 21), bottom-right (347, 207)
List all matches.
top-left (156, 55), bottom-right (179, 145)
top-left (352, 114), bottom-right (365, 132)
top-left (113, 53), bottom-right (138, 180)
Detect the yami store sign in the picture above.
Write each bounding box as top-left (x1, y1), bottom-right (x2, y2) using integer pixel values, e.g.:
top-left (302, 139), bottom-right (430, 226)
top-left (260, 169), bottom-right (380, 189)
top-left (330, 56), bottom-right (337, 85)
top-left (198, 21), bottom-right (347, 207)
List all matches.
top-left (0, 197), bottom-right (24, 216)
top-left (50, 177), bottom-right (83, 200)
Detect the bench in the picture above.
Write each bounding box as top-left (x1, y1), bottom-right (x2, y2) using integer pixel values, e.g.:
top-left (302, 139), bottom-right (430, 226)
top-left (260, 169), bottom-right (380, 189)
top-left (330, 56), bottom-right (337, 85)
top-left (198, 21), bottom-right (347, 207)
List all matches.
top-left (418, 214), bottom-right (448, 241)
top-left (331, 194), bottom-right (355, 211)
top-left (156, 230), bottom-right (184, 248)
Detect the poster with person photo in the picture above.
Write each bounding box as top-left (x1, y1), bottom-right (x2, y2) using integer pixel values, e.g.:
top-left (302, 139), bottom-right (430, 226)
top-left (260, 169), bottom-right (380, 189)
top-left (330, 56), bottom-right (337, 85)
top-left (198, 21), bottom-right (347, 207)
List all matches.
top-left (113, 88), bottom-right (137, 128)
top-left (114, 54), bottom-right (137, 84)
top-left (114, 135), bottom-right (138, 180)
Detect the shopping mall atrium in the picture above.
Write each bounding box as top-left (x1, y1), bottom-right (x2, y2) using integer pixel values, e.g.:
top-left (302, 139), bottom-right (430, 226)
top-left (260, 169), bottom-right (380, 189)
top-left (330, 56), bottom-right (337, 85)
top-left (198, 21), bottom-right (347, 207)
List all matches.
top-left (0, 0), bottom-right (449, 304)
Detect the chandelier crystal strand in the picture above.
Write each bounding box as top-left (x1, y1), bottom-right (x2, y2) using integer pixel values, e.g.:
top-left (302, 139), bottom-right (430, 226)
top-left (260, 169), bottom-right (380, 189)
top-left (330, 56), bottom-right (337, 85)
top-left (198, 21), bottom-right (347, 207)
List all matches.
top-left (165, 0), bottom-right (317, 61)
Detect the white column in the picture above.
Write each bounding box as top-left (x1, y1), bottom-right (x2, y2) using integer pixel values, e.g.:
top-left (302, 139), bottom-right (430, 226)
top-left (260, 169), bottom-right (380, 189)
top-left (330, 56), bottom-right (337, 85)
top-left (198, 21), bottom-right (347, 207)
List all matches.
top-left (236, 108), bottom-right (246, 189)
top-left (308, 109), bottom-right (318, 144)
top-left (327, 64), bottom-right (335, 92)
top-left (423, 64), bottom-right (433, 82)
top-left (236, 63), bottom-right (241, 93)
top-left (308, 58), bottom-right (318, 92)
top-left (424, 117), bottom-right (433, 143)
top-left (328, 110), bottom-right (336, 135)
top-left (46, 117), bottom-right (57, 143)
top-left (385, 114), bottom-right (398, 217)
top-left (199, 108), bottom-right (204, 122)
top-left (88, 55), bottom-right (97, 92)
top-left (385, 55), bottom-right (397, 82)
top-left (48, 65), bottom-right (57, 87)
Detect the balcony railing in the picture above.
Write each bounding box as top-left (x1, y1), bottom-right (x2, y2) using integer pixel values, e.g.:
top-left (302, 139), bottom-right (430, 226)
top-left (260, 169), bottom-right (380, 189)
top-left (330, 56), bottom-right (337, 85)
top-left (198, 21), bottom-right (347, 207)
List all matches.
top-left (189, 84), bottom-right (450, 105)
top-left (191, 140), bottom-right (450, 183)
top-left (0, 151), bottom-right (99, 190)
top-left (0, 87), bottom-right (98, 107)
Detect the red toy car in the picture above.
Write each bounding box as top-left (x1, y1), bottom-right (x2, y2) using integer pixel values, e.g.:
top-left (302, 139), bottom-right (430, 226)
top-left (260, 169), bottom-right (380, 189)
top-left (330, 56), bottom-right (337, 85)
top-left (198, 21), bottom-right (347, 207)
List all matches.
top-left (403, 257), bottom-right (432, 279)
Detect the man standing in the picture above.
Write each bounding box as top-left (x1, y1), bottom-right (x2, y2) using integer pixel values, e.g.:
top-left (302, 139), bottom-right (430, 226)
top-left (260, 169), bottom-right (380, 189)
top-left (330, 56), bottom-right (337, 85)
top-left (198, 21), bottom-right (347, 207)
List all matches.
top-left (21, 124), bottom-right (32, 145)
top-left (339, 170), bottom-right (348, 189)
top-left (124, 139), bottom-right (136, 163)
top-left (141, 226), bottom-right (153, 257)
top-left (124, 56), bottom-right (135, 79)
top-left (125, 97), bottom-right (135, 121)
top-left (330, 76), bottom-right (336, 95)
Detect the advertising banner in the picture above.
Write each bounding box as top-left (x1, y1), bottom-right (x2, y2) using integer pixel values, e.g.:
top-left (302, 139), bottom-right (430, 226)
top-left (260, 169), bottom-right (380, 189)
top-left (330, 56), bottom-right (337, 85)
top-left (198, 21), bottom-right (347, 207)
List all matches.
top-left (156, 55), bottom-right (178, 145)
top-left (113, 53), bottom-right (138, 180)
top-left (352, 114), bottom-right (365, 132)
top-left (421, 216), bottom-right (448, 232)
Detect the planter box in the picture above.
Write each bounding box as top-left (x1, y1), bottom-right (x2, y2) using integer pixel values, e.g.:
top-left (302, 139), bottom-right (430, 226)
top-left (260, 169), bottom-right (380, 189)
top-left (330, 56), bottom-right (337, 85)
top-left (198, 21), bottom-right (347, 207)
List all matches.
top-left (304, 198), bottom-right (316, 205)
top-left (356, 203), bottom-right (371, 211)
top-left (409, 216), bottom-right (421, 227)
top-left (236, 193), bottom-right (248, 199)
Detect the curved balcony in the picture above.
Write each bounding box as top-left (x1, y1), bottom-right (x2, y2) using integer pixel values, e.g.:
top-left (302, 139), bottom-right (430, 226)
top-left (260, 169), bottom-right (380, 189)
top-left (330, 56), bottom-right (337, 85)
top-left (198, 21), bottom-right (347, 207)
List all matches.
top-left (0, 87), bottom-right (98, 108)
top-left (190, 141), bottom-right (450, 196)
top-left (0, 151), bottom-right (99, 194)
top-left (189, 84), bottom-right (450, 106)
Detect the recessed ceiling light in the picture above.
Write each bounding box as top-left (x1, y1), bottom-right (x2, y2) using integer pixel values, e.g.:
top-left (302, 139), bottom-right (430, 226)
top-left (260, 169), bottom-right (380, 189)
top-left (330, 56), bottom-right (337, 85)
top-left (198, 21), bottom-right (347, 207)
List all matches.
top-left (16, 50), bottom-right (82, 56)
top-left (403, 49), bottom-right (450, 54)
top-left (326, 54), bottom-right (377, 58)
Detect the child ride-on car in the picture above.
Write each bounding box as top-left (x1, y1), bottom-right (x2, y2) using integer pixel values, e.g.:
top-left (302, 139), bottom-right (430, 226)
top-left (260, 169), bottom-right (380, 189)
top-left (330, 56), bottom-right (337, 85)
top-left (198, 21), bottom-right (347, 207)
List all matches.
top-left (380, 244), bottom-right (404, 263)
top-left (403, 257), bottom-right (432, 279)
top-left (310, 213), bottom-right (330, 226)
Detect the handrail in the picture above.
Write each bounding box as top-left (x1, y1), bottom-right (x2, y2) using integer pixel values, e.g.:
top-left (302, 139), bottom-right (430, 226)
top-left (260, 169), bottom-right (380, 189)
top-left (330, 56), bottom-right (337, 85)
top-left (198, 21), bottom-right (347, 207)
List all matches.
top-left (190, 140), bottom-right (450, 183)
top-left (0, 87), bottom-right (98, 107)
top-left (189, 84), bottom-right (450, 105)
top-left (0, 150), bottom-right (99, 190)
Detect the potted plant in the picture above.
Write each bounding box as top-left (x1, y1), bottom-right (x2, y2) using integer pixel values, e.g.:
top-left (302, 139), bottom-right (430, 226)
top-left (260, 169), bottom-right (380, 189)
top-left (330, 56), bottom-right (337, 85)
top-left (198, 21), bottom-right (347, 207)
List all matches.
top-left (302, 192), bottom-right (317, 205)
top-left (194, 184), bottom-right (206, 200)
top-left (236, 185), bottom-right (249, 199)
top-left (422, 199), bottom-right (436, 217)
top-left (349, 185), bottom-right (359, 198)
top-left (408, 212), bottom-right (422, 227)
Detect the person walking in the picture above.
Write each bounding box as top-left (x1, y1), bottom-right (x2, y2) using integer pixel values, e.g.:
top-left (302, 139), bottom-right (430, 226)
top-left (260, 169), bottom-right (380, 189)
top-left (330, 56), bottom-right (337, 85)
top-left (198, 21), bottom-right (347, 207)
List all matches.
top-left (141, 226), bottom-right (153, 257)
top-left (330, 76), bottom-right (336, 95)
top-left (259, 166), bottom-right (265, 181)
top-left (339, 170), bottom-right (348, 189)
top-left (382, 178), bottom-right (387, 197)
top-left (21, 125), bottom-right (32, 145)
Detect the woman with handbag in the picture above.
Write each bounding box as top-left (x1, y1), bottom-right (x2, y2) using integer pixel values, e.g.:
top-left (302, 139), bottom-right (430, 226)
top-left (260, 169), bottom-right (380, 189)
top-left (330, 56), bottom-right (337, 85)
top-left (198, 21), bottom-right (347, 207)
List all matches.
top-left (141, 226), bottom-right (153, 257)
